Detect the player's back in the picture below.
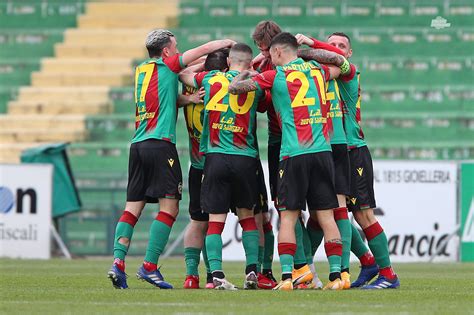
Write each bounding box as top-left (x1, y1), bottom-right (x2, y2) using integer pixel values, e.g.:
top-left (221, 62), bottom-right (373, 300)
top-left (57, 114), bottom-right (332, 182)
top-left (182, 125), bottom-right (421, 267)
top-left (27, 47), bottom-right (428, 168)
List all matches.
top-left (132, 55), bottom-right (183, 144)
top-left (199, 70), bottom-right (263, 158)
top-left (270, 58), bottom-right (332, 159)
top-left (326, 79), bottom-right (347, 145)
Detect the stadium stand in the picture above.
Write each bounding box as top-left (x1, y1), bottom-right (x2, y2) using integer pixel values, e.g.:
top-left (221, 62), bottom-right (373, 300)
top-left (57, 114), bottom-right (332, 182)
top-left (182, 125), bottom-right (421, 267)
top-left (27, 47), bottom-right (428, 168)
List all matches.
top-left (0, 0), bottom-right (472, 255)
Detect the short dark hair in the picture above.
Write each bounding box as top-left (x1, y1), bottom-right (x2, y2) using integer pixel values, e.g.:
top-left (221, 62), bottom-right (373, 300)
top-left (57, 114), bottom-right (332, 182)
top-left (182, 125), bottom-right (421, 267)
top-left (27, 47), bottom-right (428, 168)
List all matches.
top-left (204, 48), bottom-right (229, 71)
top-left (145, 29), bottom-right (174, 58)
top-left (252, 20), bottom-right (282, 47)
top-left (328, 32), bottom-right (352, 45)
top-left (230, 43), bottom-right (253, 57)
top-left (270, 32), bottom-right (298, 50)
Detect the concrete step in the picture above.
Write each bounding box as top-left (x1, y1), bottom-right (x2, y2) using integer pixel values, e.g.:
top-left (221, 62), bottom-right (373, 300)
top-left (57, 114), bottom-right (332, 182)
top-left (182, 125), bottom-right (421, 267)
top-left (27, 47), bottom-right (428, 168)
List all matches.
top-left (31, 72), bottom-right (132, 87)
top-left (0, 129), bottom-right (87, 143)
top-left (41, 58), bottom-right (132, 73)
top-left (16, 86), bottom-right (110, 102)
top-left (8, 101), bottom-right (112, 115)
top-left (0, 114), bottom-right (86, 131)
top-left (55, 43), bottom-right (146, 58)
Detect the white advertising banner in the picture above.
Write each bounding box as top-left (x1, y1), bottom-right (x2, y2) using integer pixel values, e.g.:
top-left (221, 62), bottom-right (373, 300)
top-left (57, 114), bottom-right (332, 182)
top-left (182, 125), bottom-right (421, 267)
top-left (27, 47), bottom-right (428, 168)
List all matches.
top-left (222, 161), bottom-right (458, 263)
top-left (0, 164), bottom-right (53, 259)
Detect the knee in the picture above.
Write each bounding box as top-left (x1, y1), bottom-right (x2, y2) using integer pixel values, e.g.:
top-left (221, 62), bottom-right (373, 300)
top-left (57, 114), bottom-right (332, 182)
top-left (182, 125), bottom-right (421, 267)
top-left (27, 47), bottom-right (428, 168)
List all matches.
top-left (353, 210), bottom-right (376, 229)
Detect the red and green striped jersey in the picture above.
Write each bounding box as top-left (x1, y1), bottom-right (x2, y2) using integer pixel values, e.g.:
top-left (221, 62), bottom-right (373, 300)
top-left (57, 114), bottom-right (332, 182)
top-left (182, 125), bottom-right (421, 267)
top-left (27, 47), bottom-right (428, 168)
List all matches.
top-left (132, 54), bottom-right (185, 144)
top-left (337, 65), bottom-right (366, 149)
top-left (254, 58), bottom-right (281, 145)
top-left (194, 70), bottom-right (264, 158)
top-left (253, 58), bottom-right (332, 160)
top-left (326, 79), bottom-right (347, 145)
top-left (183, 84), bottom-right (205, 170)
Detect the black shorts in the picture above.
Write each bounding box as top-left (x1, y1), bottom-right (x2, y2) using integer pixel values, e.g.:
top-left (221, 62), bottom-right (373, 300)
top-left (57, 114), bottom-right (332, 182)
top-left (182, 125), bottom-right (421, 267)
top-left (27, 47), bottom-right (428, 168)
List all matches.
top-left (277, 151), bottom-right (338, 211)
top-left (347, 145), bottom-right (376, 211)
top-left (267, 142), bottom-right (281, 201)
top-left (127, 139), bottom-right (182, 203)
top-left (331, 144), bottom-right (351, 196)
top-left (256, 160), bottom-right (269, 213)
top-left (201, 153), bottom-right (258, 214)
top-left (188, 166), bottom-right (209, 221)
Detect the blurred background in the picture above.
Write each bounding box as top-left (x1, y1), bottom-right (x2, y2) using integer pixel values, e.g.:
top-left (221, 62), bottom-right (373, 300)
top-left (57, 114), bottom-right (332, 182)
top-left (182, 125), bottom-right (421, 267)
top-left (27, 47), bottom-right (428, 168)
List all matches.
top-left (0, 0), bottom-right (472, 257)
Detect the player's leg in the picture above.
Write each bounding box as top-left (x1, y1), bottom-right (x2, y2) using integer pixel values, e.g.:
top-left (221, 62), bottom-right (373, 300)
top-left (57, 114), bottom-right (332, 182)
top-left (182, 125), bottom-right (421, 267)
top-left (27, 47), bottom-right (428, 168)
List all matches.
top-left (262, 143), bottom-right (279, 283)
top-left (237, 208), bottom-right (259, 289)
top-left (274, 209), bottom-right (300, 290)
top-left (308, 152), bottom-right (343, 290)
top-left (233, 156), bottom-right (260, 290)
top-left (261, 212), bottom-right (277, 287)
top-left (183, 166), bottom-right (209, 289)
top-left (334, 195), bottom-right (352, 289)
top-left (201, 153), bottom-right (236, 290)
top-left (254, 211), bottom-right (265, 274)
top-left (292, 218), bottom-right (313, 288)
top-left (331, 144), bottom-right (353, 289)
top-left (301, 216), bottom-right (324, 289)
top-left (273, 155), bottom-right (308, 290)
top-left (350, 146), bottom-right (399, 289)
top-left (108, 142), bottom-right (146, 289)
top-left (349, 223), bottom-right (378, 288)
top-left (183, 219), bottom-right (207, 289)
top-left (138, 140), bottom-right (182, 289)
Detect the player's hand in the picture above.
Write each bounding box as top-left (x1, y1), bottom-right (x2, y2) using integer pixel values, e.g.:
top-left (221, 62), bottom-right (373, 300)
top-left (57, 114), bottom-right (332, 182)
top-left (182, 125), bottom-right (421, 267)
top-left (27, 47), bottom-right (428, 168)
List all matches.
top-left (246, 70), bottom-right (259, 78)
top-left (188, 88), bottom-right (205, 104)
top-left (295, 34), bottom-right (314, 47)
top-left (222, 39), bottom-right (237, 48)
top-left (252, 53), bottom-right (265, 67)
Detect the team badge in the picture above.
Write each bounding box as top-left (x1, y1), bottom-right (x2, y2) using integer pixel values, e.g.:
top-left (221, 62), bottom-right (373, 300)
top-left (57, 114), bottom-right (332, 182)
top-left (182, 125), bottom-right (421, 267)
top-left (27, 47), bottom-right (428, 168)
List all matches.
top-left (357, 167), bottom-right (364, 176)
top-left (168, 158), bottom-right (175, 167)
top-left (279, 170), bottom-right (284, 178)
top-left (350, 197), bottom-right (357, 205)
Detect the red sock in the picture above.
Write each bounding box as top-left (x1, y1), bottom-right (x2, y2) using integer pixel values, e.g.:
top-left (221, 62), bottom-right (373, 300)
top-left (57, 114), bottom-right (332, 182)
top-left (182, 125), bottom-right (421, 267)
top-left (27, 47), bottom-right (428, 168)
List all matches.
top-left (114, 258), bottom-right (125, 271)
top-left (379, 266), bottom-right (397, 280)
top-left (143, 261), bottom-right (157, 272)
top-left (359, 252), bottom-right (376, 266)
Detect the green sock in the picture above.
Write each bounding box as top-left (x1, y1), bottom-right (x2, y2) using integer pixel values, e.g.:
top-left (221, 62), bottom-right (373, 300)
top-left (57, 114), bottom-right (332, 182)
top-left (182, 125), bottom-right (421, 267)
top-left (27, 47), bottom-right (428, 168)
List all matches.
top-left (351, 224), bottom-right (370, 258)
top-left (113, 221), bottom-right (134, 260)
top-left (307, 223), bottom-right (324, 257)
top-left (328, 255), bottom-right (342, 273)
top-left (202, 240), bottom-right (211, 274)
top-left (368, 230), bottom-right (391, 269)
top-left (263, 228), bottom-right (274, 270)
top-left (184, 247), bottom-right (201, 276)
top-left (144, 219), bottom-right (172, 264)
top-left (336, 218), bottom-right (352, 271)
top-left (280, 254), bottom-right (294, 275)
top-left (205, 234), bottom-right (223, 272)
top-left (294, 220), bottom-right (306, 265)
top-left (258, 246), bottom-right (264, 273)
top-left (302, 224), bottom-right (313, 265)
top-left (242, 230), bottom-right (260, 268)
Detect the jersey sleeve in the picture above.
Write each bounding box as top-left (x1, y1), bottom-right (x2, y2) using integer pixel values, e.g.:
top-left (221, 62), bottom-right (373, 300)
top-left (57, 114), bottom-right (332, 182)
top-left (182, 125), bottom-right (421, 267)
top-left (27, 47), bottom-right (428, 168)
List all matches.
top-left (310, 38), bottom-right (345, 56)
top-left (194, 71), bottom-right (209, 88)
top-left (339, 64), bottom-right (357, 82)
top-left (163, 54), bottom-right (185, 73)
top-left (252, 70), bottom-right (277, 91)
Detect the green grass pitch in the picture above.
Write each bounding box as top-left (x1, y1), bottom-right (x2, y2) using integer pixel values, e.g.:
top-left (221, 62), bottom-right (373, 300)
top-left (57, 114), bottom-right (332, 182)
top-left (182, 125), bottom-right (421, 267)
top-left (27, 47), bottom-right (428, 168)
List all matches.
top-left (1, 258), bottom-right (473, 314)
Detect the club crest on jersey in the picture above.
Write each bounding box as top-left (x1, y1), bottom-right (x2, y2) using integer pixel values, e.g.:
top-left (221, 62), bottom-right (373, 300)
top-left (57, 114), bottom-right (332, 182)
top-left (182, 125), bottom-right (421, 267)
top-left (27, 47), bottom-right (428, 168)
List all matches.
top-left (279, 170), bottom-right (284, 178)
top-left (168, 159), bottom-right (175, 167)
top-left (350, 198), bottom-right (357, 205)
top-left (357, 168), bottom-right (364, 176)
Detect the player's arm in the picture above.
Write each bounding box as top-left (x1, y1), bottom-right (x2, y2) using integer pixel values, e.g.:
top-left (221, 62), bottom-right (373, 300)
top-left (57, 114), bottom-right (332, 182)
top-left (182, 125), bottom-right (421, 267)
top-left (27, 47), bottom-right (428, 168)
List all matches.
top-left (177, 88), bottom-right (205, 108)
top-left (182, 39), bottom-right (236, 67)
top-left (228, 70), bottom-right (259, 94)
top-left (295, 33), bottom-right (345, 55)
top-left (178, 63), bottom-right (204, 87)
top-left (325, 65), bottom-right (341, 80)
top-left (298, 49), bottom-right (351, 76)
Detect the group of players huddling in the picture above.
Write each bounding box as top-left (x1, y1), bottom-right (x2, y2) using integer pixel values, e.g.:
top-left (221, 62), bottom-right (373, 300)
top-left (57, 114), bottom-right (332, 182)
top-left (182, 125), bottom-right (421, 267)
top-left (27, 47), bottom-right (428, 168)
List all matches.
top-left (107, 21), bottom-right (400, 291)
